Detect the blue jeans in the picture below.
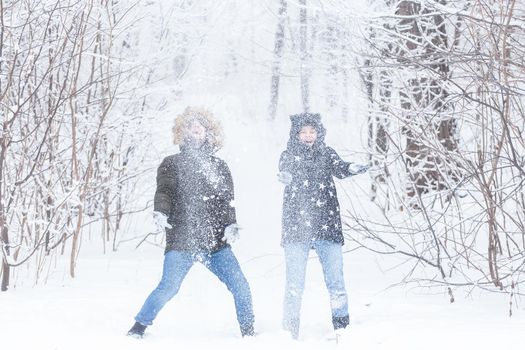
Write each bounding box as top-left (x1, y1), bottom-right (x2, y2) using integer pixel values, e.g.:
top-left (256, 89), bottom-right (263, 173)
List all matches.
top-left (135, 247), bottom-right (254, 331)
top-left (283, 240), bottom-right (349, 336)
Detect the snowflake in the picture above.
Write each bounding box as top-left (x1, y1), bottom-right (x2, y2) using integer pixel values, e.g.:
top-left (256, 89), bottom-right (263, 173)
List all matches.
top-left (319, 183), bottom-right (326, 190)
top-left (329, 191), bottom-right (334, 197)
top-left (292, 225), bottom-right (298, 231)
top-left (305, 220), bottom-right (312, 227)
top-left (322, 224), bottom-right (329, 231)
top-left (329, 210), bottom-right (334, 215)
top-left (316, 199), bottom-right (324, 207)
top-left (300, 210), bottom-right (306, 215)
top-left (294, 156), bottom-right (301, 162)
top-left (303, 180), bottom-right (309, 187)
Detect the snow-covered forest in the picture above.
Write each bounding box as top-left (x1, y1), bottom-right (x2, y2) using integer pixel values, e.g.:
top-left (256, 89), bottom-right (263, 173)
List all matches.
top-left (1, 0), bottom-right (525, 348)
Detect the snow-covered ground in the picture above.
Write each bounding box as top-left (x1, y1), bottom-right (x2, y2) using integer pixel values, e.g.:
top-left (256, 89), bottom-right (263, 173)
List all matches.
top-left (3, 233), bottom-right (524, 350)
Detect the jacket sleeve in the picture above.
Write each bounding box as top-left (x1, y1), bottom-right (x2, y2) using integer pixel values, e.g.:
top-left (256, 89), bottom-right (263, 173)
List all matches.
top-left (327, 147), bottom-right (353, 179)
top-left (153, 157), bottom-right (176, 216)
top-left (217, 160), bottom-right (237, 225)
top-left (279, 150), bottom-right (295, 173)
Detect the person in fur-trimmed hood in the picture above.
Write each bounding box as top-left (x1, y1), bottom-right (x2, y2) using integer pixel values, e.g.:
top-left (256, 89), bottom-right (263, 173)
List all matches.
top-left (127, 107), bottom-right (255, 338)
top-left (277, 112), bottom-right (369, 340)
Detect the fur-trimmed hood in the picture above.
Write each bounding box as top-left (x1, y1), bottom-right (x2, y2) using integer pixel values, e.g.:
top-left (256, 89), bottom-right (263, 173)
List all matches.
top-left (172, 106), bottom-right (224, 153)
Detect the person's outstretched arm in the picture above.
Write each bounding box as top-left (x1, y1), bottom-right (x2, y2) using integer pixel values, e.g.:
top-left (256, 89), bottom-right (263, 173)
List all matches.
top-left (327, 147), bottom-right (369, 179)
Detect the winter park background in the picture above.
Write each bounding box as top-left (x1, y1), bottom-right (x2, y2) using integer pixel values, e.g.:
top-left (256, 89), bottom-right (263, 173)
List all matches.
top-left (1, 1), bottom-right (525, 349)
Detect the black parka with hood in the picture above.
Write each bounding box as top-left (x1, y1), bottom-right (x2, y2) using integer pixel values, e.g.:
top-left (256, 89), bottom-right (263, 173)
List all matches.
top-left (279, 113), bottom-right (354, 246)
top-left (154, 142), bottom-right (236, 254)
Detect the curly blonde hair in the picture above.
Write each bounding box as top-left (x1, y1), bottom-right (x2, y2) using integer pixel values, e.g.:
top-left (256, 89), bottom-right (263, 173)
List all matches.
top-left (172, 107), bottom-right (224, 150)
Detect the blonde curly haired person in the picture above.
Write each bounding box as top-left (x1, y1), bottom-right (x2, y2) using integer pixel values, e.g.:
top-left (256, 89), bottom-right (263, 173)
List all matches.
top-left (127, 107), bottom-right (255, 339)
top-left (172, 107), bottom-right (224, 150)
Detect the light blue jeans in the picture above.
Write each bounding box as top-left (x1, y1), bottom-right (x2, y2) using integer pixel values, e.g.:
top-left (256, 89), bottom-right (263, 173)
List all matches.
top-left (283, 240), bottom-right (349, 337)
top-left (135, 247), bottom-right (254, 331)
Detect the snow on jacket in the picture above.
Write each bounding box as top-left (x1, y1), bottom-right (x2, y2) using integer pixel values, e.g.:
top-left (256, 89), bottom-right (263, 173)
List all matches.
top-left (279, 113), bottom-right (354, 246)
top-left (154, 143), bottom-right (236, 253)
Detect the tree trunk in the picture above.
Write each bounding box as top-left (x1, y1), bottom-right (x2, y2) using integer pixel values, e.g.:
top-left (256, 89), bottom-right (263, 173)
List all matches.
top-left (299, 0), bottom-right (310, 112)
top-left (0, 98), bottom-right (9, 291)
top-left (396, 0), bottom-right (455, 200)
top-left (268, 0), bottom-right (287, 120)
top-left (364, 17), bottom-right (392, 204)
top-left (1, 225), bottom-right (9, 292)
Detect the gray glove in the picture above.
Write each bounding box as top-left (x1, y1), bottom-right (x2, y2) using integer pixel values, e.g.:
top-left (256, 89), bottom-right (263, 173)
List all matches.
top-left (348, 163), bottom-right (369, 175)
top-left (277, 171), bottom-right (293, 185)
top-left (223, 223), bottom-right (241, 244)
top-left (152, 211), bottom-right (172, 231)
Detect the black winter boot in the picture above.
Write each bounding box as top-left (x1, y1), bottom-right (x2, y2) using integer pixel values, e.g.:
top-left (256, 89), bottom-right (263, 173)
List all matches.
top-left (241, 324), bottom-right (255, 337)
top-left (127, 321), bottom-right (147, 338)
top-left (332, 315), bottom-right (349, 330)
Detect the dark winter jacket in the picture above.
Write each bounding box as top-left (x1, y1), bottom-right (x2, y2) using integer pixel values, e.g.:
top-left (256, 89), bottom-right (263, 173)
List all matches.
top-left (154, 143), bottom-right (236, 253)
top-left (279, 113), bottom-right (354, 246)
